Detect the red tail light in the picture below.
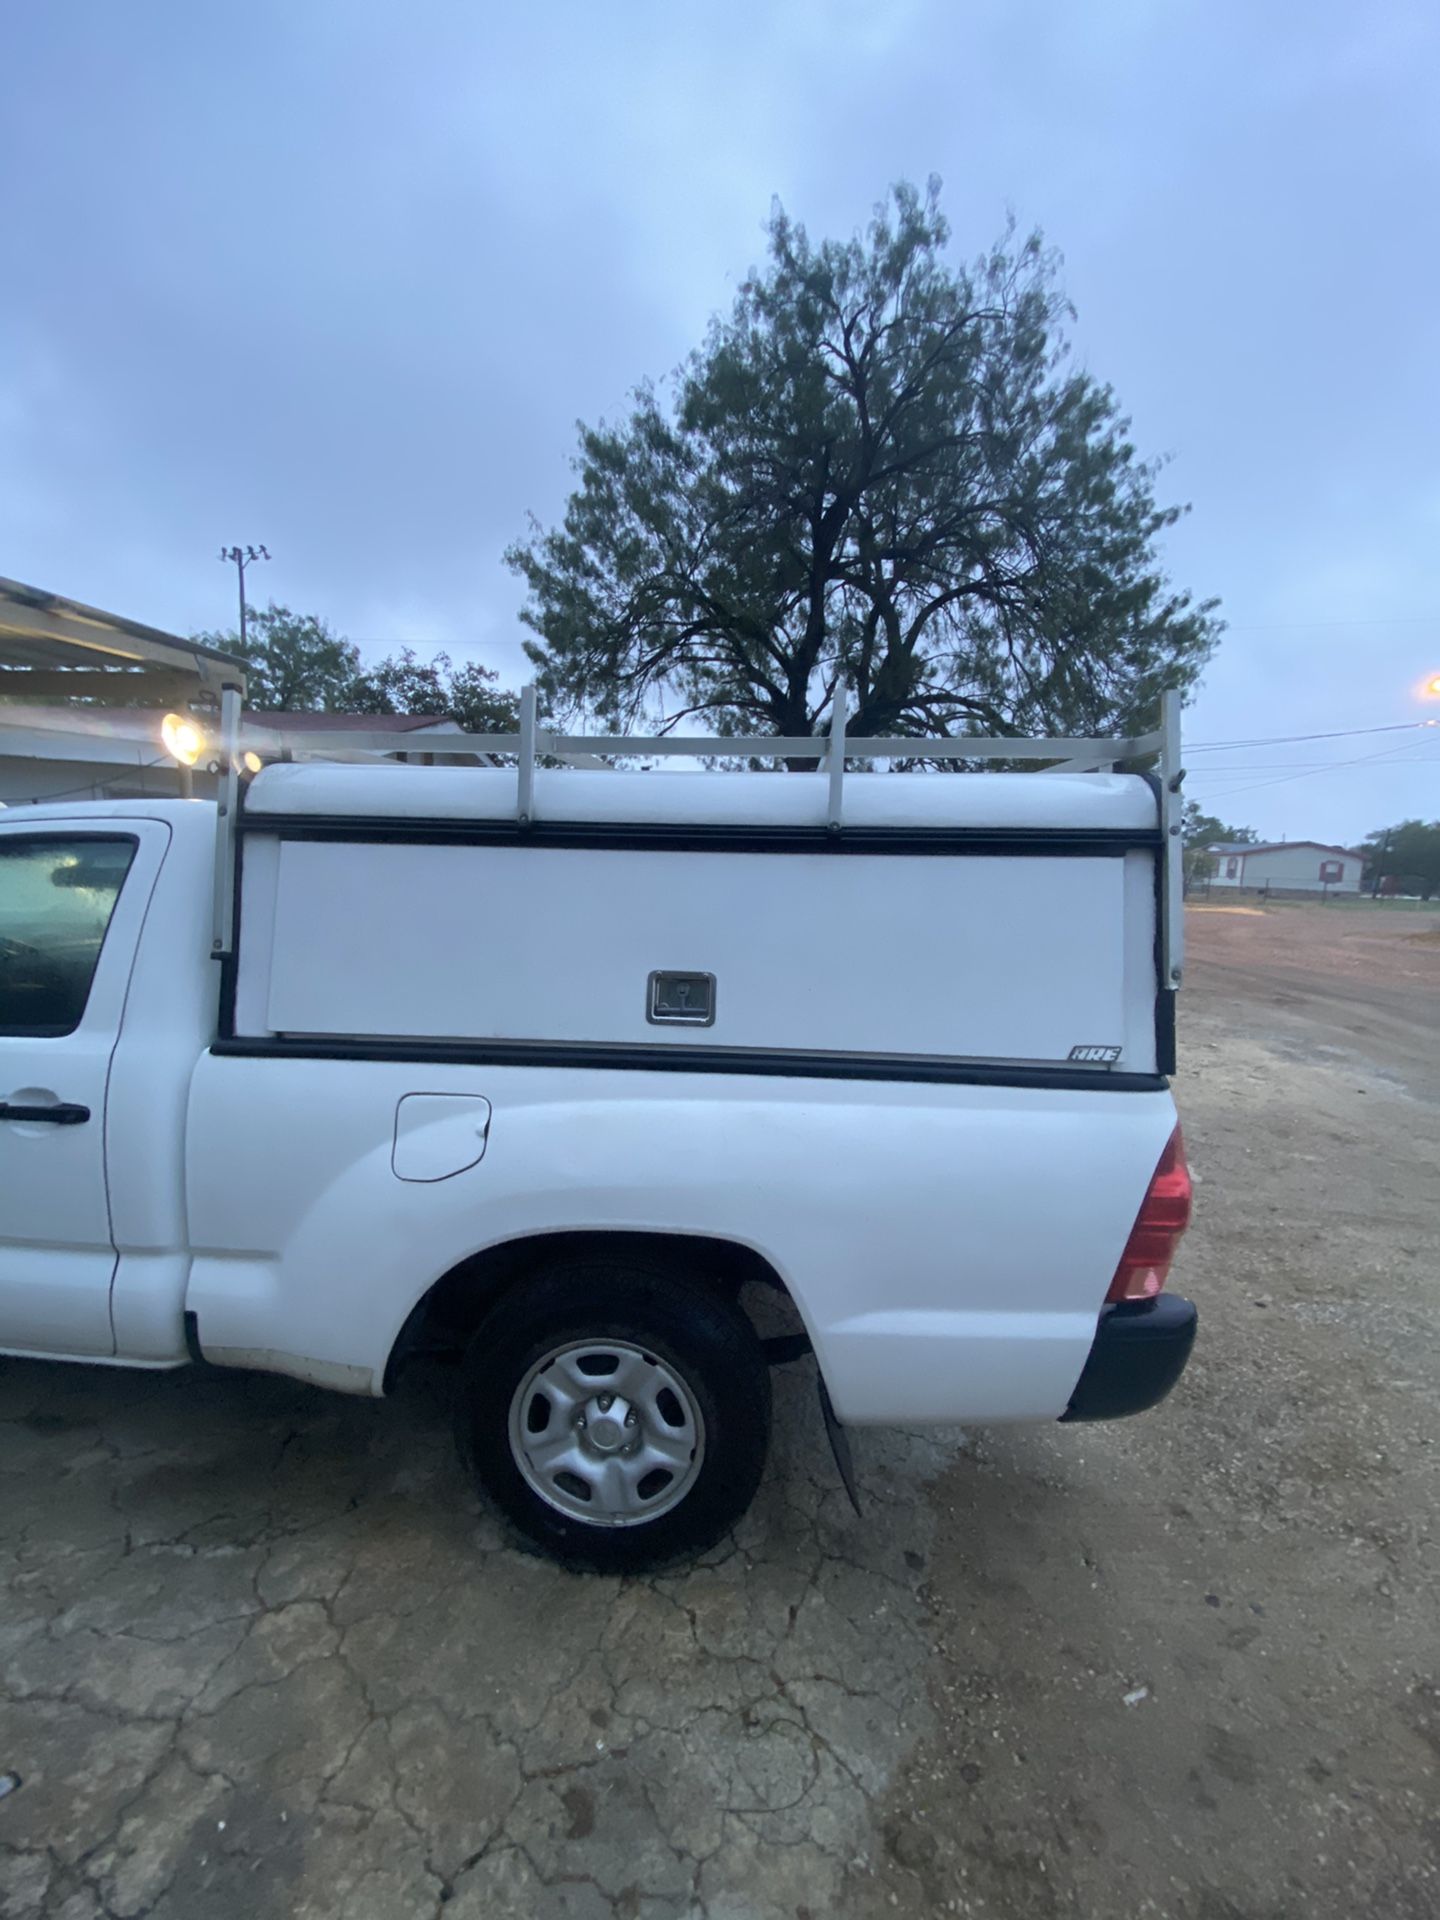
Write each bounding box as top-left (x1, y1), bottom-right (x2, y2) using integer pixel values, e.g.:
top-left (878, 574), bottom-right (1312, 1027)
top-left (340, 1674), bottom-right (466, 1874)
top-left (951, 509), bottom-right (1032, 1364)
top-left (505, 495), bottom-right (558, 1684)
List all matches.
top-left (1106, 1128), bottom-right (1193, 1303)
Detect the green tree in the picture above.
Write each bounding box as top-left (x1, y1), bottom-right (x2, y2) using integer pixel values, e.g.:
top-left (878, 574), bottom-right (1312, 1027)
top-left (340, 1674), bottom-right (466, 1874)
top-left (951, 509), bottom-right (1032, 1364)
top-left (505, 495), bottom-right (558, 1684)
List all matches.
top-left (1183, 804), bottom-right (1257, 849)
top-left (1362, 820), bottom-right (1440, 898)
top-left (194, 603), bottom-right (360, 712)
top-left (349, 647), bottom-right (519, 733)
top-left (193, 615), bottom-right (519, 732)
top-left (509, 179), bottom-right (1221, 750)
top-left (349, 647), bottom-right (448, 716)
top-left (445, 661), bottom-right (521, 735)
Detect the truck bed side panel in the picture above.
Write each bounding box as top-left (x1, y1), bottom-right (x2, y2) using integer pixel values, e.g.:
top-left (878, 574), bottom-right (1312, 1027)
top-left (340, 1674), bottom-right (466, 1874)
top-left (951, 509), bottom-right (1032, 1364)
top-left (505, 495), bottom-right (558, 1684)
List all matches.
top-left (184, 1055), bottom-right (1178, 1423)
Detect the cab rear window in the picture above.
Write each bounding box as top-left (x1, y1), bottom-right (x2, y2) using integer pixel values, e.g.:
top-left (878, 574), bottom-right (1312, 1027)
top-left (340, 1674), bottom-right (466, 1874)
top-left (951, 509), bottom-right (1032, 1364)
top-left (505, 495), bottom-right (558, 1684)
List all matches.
top-left (0, 836), bottom-right (137, 1036)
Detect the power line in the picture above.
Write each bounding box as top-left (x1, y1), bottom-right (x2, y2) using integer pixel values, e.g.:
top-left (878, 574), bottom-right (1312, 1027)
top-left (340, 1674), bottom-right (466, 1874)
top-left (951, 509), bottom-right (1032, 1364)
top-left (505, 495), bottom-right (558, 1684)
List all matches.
top-left (1188, 721), bottom-right (1435, 751)
top-left (1195, 732), bottom-right (1440, 805)
top-left (348, 637), bottom-right (537, 649)
top-left (1186, 759), bottom-right (1440, 773)
top-left (331, 677), bottom-right (1440, 753)
top-left (1219, 615), bottom-right (1440, 631)
top-left (360, 618), bottom-right (1440, 641)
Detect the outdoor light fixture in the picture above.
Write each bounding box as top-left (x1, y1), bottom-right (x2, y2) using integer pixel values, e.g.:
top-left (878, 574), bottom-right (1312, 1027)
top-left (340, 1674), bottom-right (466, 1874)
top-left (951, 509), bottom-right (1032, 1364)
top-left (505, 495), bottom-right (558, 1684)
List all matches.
top-left (1424, 673), bottom-right (1440, 699)
top-left (241, 750), bottom-right (264, 775)
top-left (161, 712), bottom-right (206, 767)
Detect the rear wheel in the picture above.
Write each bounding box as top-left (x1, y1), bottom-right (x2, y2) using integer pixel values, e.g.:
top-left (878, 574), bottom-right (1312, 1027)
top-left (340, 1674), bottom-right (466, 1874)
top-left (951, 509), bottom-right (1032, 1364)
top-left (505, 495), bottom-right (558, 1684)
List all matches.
top-left (457, 1261), bottom-right (771, 1571)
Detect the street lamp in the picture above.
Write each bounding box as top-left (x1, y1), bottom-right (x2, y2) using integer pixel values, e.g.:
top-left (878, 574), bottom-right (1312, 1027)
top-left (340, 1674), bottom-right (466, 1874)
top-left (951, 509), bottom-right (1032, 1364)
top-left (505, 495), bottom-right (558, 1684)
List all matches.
top-left (218, 544), bottom-right (270, 652)
top-left (160, 713), bottom-right (205, 768)
top-left (161, 710), bottom-right (207, 800)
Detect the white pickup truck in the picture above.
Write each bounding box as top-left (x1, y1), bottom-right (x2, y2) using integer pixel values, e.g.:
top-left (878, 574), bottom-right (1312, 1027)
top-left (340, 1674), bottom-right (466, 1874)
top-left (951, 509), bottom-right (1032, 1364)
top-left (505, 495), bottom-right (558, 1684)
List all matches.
top-left (0, 707), bottom-right (1195, 1568)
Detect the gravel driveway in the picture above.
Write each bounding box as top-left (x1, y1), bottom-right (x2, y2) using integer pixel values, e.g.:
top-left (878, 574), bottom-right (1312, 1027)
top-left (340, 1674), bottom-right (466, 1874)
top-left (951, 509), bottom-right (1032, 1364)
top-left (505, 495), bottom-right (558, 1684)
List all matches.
top-left (2, 905), bottom-right (1436, 1919)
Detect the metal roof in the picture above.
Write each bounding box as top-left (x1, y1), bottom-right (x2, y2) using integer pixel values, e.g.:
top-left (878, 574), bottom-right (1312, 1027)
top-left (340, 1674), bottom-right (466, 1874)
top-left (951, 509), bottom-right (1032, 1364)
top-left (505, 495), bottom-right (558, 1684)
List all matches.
top-left (1219, 840), bottom-right (1358, 859)
top-left (247, 711), bottom-right (463, 734)
top-left (0, 576), bottom-right (246, 701)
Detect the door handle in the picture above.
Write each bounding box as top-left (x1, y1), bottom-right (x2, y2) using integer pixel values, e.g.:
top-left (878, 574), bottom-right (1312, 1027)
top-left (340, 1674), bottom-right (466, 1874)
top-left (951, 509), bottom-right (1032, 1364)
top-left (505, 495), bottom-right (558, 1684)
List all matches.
top-left (0, 1101), bottom-right (91, 1125)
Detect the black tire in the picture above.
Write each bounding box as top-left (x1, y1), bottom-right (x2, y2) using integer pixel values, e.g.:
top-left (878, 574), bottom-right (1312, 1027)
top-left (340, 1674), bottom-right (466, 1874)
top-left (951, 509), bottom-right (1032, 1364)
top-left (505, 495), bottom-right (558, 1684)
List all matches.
top-left (456, 1260), bottom-right (771, 1572)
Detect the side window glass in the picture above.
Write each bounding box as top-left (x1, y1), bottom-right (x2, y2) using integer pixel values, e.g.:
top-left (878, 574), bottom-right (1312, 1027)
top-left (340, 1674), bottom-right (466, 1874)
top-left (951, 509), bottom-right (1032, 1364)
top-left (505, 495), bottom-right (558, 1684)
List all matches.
top-left (0, 837), bottom-right (137, 1036)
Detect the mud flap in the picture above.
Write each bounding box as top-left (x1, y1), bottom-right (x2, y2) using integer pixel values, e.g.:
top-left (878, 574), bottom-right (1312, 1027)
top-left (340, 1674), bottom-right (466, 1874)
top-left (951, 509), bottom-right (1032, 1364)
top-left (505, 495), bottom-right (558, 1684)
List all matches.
top-left (819, 1377), bottom-right (863, 1518)
top-left (763, 1333), bottom-right (862, 1517)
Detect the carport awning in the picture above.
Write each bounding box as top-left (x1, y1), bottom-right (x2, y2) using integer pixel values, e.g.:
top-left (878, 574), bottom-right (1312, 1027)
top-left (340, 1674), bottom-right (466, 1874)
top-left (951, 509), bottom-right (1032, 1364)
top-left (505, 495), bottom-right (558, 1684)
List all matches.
top-left (0, 576), bottom-right (246, 703)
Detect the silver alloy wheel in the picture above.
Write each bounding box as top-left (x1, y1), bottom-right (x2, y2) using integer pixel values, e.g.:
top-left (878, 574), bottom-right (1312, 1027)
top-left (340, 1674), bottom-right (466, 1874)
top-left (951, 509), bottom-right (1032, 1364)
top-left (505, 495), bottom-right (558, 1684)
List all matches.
top-left (507, 1338), bottom-right (707, 1527)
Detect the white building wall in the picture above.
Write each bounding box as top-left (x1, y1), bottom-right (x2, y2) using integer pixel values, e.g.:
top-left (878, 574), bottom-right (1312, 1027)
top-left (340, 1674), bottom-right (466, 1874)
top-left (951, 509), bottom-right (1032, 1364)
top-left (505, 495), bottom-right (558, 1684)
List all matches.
top-left (1208, 853), bottom-right (1246, 887)
top-left (0, 711), bottom-right (471, 808)
top-left (1242, 846), bottom-right (1361, 893)
top-left (0, 721), bottom-right (188, 806)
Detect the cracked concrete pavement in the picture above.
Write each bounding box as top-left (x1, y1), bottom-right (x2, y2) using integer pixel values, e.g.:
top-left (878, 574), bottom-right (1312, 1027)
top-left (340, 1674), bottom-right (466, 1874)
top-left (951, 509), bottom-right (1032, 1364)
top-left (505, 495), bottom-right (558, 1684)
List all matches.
top-left (2, 933), bottom-right (1437, 1918)
top-left (0, 1342), bottom-right (953, 1919)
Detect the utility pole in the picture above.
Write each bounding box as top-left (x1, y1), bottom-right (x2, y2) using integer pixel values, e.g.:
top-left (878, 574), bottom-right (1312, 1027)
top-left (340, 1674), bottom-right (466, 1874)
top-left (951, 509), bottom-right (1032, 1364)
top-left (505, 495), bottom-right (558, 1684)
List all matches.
top-left (218, 545), bottom-right (270, 652)
top-left (1371, 826), bottom-right (1392, 899)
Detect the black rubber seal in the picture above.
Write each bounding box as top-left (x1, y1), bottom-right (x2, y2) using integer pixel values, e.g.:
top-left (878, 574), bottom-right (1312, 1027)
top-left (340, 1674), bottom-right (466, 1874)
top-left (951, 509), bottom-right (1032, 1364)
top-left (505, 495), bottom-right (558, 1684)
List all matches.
top-left (210, 1034), bottom-right (1169, 1093)
top-left (239, 813), bottom-right (1160, 858)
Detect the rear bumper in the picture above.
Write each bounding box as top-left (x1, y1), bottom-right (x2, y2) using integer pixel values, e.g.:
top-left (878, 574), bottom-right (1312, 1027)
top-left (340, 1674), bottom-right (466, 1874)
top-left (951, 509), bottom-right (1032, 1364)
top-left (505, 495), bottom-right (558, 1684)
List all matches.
top-left (1059, 1294), bottom-right (1197, 1423)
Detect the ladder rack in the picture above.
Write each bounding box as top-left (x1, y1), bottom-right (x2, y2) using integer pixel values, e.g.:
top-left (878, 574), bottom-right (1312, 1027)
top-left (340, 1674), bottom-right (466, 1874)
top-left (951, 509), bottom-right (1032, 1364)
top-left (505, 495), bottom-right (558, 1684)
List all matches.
top-left (214, 685), bottom-right (1185, 990)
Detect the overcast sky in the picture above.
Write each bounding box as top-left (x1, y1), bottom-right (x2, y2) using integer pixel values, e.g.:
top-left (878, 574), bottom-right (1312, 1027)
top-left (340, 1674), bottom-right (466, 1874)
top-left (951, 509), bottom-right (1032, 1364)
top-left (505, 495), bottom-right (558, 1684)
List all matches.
top-left (4, 0), bottom-right (1438, 843)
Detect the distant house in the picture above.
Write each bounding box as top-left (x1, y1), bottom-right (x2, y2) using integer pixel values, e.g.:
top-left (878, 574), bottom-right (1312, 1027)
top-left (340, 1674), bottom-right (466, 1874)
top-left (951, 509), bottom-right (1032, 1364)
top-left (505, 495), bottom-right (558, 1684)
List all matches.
top-left (1206, 840), bottom-right (1363, 895)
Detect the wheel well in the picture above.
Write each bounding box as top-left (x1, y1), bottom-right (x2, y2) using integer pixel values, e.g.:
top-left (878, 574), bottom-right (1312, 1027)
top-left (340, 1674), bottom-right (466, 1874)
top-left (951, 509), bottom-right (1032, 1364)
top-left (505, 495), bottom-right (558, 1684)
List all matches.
top-left (383, 1229), bottom-right (802, 1391)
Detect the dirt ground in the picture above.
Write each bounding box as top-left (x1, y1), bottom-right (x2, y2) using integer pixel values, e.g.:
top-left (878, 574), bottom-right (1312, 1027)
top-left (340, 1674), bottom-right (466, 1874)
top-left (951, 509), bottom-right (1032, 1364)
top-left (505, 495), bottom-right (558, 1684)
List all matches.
top-left (2, 902), bottom-right (1437, 1919)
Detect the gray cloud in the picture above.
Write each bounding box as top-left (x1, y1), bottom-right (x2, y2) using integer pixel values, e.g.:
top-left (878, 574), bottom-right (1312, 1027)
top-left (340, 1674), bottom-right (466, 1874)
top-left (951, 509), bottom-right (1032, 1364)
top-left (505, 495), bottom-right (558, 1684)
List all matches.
top-left (3, 0), bottom-right (1438, 840)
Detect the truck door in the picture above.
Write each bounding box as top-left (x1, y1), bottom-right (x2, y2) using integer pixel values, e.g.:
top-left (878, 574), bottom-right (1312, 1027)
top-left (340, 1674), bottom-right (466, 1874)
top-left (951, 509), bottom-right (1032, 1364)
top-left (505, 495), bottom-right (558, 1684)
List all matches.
top-left (0, 824), bottom-right (168, 1356)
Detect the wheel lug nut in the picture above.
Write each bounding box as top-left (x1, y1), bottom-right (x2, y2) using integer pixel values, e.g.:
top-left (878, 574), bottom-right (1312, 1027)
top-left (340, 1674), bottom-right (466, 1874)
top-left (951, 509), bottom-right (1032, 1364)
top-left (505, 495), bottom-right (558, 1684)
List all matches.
top-left (598, 1393), bottom-right (614, 1412)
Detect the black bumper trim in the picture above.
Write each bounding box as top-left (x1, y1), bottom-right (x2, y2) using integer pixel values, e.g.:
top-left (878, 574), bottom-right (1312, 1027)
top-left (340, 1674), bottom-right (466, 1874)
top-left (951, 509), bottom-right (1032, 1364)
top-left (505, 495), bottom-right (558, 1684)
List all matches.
top-left (1060, 1294), bottom-right (1197, 1423)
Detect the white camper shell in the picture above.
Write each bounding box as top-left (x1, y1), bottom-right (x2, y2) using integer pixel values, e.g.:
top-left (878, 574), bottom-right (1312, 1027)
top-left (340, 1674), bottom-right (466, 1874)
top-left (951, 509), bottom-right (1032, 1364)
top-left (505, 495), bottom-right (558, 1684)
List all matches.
top-left (234, 762), bottom-right (1168, 1077)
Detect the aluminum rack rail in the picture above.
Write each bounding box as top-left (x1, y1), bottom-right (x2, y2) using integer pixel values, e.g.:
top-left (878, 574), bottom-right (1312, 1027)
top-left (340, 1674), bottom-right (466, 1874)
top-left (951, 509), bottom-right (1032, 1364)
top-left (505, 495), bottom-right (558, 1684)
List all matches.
top-left (213, 683), bottom-right (1186, 995)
